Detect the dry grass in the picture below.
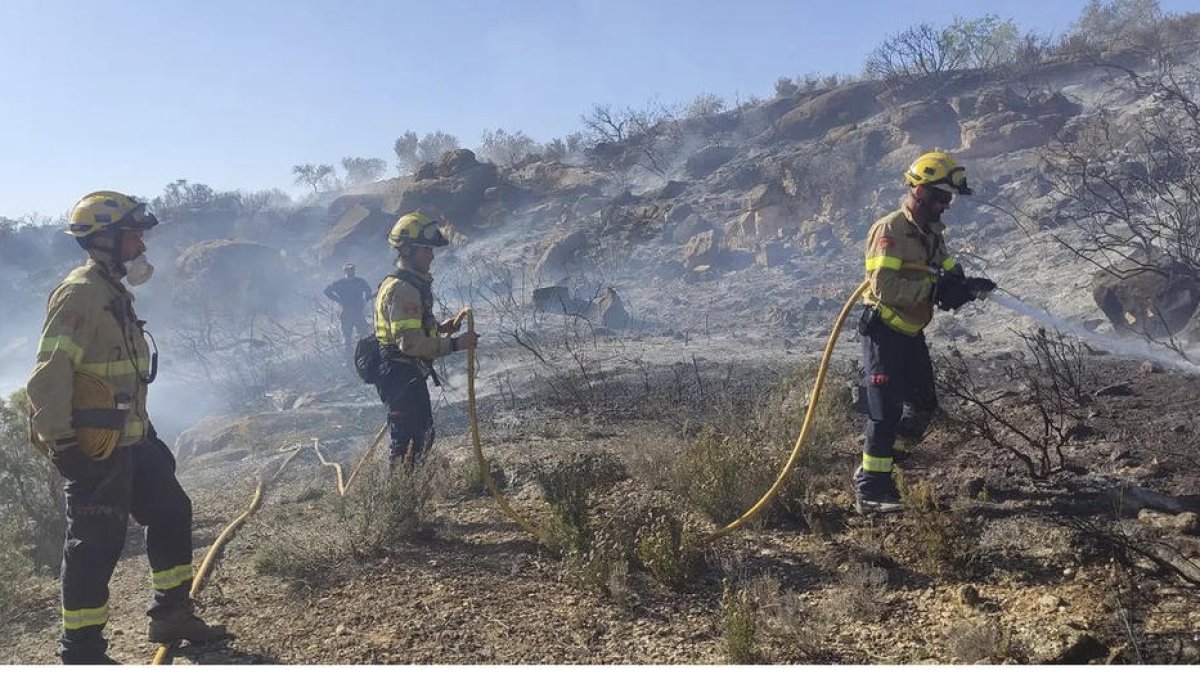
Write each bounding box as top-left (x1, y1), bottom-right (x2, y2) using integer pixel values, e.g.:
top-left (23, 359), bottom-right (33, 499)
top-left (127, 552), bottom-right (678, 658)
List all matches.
top-left (253, 456), bottom-right (449, 589)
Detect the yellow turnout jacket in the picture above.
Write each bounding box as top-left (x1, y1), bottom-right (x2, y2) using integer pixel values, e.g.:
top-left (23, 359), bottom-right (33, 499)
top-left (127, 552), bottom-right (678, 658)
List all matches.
top-left (27, 257), bottom-right (153, 447)
top-left (862, 205), bottom-right (959, 336)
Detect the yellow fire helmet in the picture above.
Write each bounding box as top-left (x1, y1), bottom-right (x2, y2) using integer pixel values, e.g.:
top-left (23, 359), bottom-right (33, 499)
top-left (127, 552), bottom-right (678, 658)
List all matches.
top-left (67, 190), bottom-right (158, 239)
top-left (387, 212), bottom-right (449, 249)
top-left (903, 151), bottom-right (973, 195)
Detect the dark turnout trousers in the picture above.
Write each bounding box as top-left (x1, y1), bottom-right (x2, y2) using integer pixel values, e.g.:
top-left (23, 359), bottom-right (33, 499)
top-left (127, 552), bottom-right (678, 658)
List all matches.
top-left (857, 307), bottom-right (937, 493)
top-left (374, 360), bottom-right (434, 467)
top-left (54, 435), bottom-right (193, 663)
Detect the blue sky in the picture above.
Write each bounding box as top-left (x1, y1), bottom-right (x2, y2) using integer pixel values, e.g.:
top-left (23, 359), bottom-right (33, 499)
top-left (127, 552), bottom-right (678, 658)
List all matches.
top-left (0, 0), bottom-right (1192, 218)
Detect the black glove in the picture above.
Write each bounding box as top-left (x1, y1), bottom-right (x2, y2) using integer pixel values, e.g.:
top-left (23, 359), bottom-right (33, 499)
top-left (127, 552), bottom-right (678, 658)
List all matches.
top-left (965, 276), bottom-right (996, 300)
top-left (933, 274), bottom-right (974, 311)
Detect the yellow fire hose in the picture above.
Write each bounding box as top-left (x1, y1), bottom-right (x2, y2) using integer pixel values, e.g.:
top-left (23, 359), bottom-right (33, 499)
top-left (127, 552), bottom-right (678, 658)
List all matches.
top-left (151, 426), bottom-right (388, 664)
top-left (464, 309), bottom-right (544, 539)
top-left (150, 479), bottom-right (263, 665)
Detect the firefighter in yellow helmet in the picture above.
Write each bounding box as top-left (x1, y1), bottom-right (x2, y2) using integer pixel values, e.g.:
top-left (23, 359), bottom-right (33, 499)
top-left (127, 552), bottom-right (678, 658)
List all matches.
top-left (374, 212), bottom-right (477, 467)
top-left (26, 191), bottom-right (226, 664)
top-left (854, 152), bottom-right (995, 514)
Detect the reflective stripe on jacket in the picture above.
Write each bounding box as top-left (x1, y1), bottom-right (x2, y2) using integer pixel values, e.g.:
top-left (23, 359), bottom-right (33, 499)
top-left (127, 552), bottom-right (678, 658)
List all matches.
top-left (862, 206), bottom-right (958, 336)
top-left (27, 258), bottom-right (152, 446)
top-left (373, 265), bottom-right (452, 377)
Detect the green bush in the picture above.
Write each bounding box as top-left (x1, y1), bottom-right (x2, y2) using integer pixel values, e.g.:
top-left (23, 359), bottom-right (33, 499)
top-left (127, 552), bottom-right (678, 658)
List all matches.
top-left (721, 581), bottom-right (760, 664)
top-left (529, 451), bottom-right (624, 554)
top-left (0, 389), bottom-right (65, 576)
top-left (673, 363), bottom-right (854, 527)
top-left (255, 456), bottom-right (448, 589)
top-left (634, 511), bottom-right (704, 589)
top-left (0, 513), bottom-right (39, 620)
top-left (456, 457), bottom-right (507, 498)
top-left (898, 478), bottom-right (983, 580)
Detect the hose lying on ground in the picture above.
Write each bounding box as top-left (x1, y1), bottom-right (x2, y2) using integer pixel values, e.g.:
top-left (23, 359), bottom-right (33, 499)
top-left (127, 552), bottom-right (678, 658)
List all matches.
top-left (150, 425), bottom-right (388, 665)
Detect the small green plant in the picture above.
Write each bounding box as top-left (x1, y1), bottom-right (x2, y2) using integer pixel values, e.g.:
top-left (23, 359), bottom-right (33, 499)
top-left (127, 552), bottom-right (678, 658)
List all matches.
top-left (252, 524), bottom-right (351, 590)
top-left (899, 479), bottom-right (982, 579)
top-left (457, 458), bottom-right (507, 498)
top-left (562, 527), bottom-right (634, 602)
top-left (947, 618), bottom-right (1028, 664)
top-left (721, 581), bottom-right (760, 664)
top-left (634, 512), bottom-right (705, 589)
top-left (530, 452), bottom-right (624, 554)
top-left (343, 456), bottom-right (448, 555)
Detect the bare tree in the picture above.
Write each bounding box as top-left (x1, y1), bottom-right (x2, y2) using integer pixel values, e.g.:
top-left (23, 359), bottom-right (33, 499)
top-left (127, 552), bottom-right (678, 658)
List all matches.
top-left (292, 163), bottom-right (336, 194)
top-left (1070, 0), bottom-right (1163, 50)
top-left (864, 22), bottom-right (963, 83)
top-left (1042, 59), bottom-right (1200, 279)
top-left (580, 100), bottom-right (681, 177)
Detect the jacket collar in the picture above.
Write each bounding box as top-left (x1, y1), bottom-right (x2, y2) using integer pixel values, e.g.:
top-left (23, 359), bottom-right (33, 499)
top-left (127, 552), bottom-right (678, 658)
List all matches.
top-left (83, 250), bottom-right (130, 287)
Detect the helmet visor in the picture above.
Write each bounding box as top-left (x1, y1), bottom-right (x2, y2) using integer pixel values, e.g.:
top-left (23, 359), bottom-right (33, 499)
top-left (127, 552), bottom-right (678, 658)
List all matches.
top-left (945, 167), bottom-right (972, 195)
top-left (118, 203), bottom-right (159, 230)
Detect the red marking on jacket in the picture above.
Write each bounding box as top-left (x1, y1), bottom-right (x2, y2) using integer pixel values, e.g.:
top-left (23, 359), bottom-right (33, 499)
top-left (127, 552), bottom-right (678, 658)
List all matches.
top-left (870, 373), bottom-right (889, 385)
top-left (877, 236), bottom-right (896, 250)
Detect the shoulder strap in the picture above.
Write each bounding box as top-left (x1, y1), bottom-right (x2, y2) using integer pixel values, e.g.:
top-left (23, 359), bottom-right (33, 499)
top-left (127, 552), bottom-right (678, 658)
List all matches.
top-left (388, 270), bottom-right (434, 318)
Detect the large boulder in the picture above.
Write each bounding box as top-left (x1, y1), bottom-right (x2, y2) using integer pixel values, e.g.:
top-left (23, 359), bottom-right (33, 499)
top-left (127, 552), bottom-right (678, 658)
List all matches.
top-left (667, 213), bottom-right (711, 245)
top-left (775, 82), bottom-right (884, 142)
top-left (534, 230), bottom-right (589, 281)
top-left (509, 160), bottom-right (607, 198)
top-left (1092, 255), bottom-right (1200, 338)
top-left (592, 287), bottom-right (630, 329)
top-left (684, 145), bottom-right (738, 179)
top-left (174, 405), bottom-right (377, 465)
top-left (318, 202), bottom-right (397, 264)
top-left (533, 286), bottom-right (589, 315)
top-left (395, 149), bottom-right (507, 232)
top-left (959, 112), bottom-right (1053, 156)
top-left (890, 99), bottom-right (961, 149)
top-left (682, 228), bottom-right (724, 270)
top-left (174, 239), bottom-right (287, 315)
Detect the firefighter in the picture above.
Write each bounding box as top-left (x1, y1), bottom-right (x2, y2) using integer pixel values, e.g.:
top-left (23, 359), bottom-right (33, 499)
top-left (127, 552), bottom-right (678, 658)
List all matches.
top-left (374, 212), bottom-right (478, 468)
top-left (855, 152), bottom-right (995, 514)
top-left (27, 191), bottom-right (226, 664)
top-left (324, 262), bottom-right (374, 362)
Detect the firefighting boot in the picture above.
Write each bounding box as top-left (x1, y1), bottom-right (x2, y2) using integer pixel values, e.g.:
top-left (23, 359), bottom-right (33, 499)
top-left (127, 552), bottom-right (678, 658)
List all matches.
top-left (148, 602), bottom-right (229, 644)
top-left (853, 467), bottom-right (903, 515)
top-left (61, 652), bottom-right (120, 665)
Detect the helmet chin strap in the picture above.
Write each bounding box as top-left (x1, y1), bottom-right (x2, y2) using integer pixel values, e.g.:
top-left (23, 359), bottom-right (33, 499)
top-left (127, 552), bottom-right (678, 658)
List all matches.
top-left (80, 229), bottom-right (130, 276)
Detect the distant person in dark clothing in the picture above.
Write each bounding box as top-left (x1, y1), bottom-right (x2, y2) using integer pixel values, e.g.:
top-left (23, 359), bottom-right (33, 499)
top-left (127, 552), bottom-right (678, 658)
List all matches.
top-left (324, 262), bottom-right (373, 360)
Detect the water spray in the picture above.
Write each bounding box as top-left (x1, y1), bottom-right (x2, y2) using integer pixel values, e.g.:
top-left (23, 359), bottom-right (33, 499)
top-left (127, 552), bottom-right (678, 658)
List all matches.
top-left (986, 287), bottom-right (1200, 377)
